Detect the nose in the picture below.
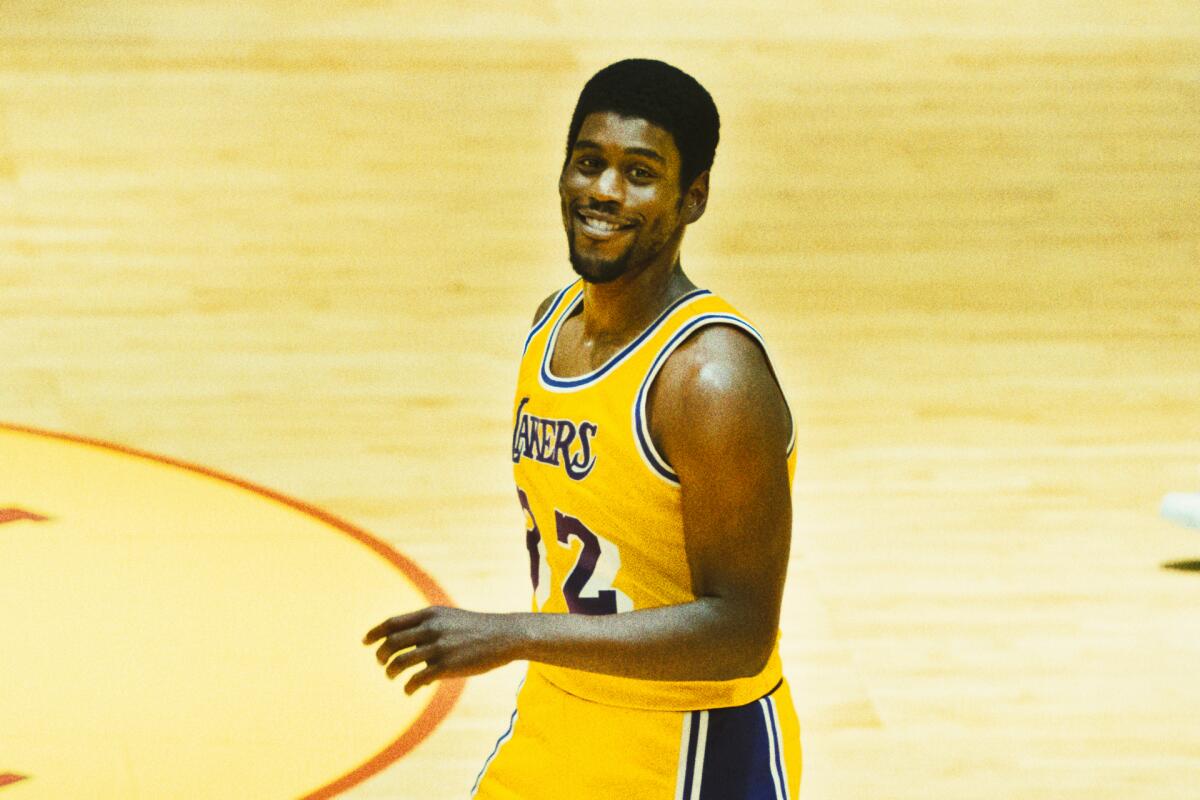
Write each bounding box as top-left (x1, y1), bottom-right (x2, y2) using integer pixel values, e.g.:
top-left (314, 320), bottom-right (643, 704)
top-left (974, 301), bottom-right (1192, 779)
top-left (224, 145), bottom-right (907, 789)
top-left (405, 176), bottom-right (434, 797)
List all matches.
top-left (589, 165), bottom-right (624, 205)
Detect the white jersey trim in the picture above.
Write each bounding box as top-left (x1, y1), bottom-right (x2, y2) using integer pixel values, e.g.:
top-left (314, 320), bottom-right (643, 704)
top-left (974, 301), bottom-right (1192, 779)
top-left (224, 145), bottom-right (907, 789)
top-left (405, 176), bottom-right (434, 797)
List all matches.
top-left (521, 281), bottom-right (577, 357)
top-left (537, 288), bottom-right (711, 393)
top-left (633, 313), bottom-right (796, 487)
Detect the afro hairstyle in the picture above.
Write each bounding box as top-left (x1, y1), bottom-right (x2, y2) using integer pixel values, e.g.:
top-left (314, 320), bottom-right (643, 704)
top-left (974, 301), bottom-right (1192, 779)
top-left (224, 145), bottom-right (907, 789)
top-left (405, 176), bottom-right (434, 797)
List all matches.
top-left (564, 59), bottom-right (720, 193)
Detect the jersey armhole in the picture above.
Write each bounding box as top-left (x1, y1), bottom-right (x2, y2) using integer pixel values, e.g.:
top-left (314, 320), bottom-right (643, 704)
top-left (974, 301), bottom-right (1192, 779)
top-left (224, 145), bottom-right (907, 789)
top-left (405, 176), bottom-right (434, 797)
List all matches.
top-left (632, 315), bottom-right (796, 487)
top-left (522, 281), bottom-right (578, 357)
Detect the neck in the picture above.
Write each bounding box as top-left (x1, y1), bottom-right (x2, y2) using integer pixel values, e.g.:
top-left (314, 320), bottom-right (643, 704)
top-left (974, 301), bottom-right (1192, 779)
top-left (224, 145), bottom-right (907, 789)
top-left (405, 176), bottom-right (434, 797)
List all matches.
top-left (580, 255), bottom-right (695, 342)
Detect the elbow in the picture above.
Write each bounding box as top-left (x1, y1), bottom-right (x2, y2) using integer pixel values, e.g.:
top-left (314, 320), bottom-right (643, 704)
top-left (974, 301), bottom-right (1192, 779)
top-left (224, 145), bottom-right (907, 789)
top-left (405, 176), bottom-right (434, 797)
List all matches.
top-left (709, 626), bottom-right (776, 681)
top-left (733, 633), bottom-right (776, 679)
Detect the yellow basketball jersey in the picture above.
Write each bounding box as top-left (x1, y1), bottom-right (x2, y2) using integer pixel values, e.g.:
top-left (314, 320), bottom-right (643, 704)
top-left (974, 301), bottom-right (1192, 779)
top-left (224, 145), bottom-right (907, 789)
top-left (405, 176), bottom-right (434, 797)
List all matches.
top-left (510, 279), bottom-right (796, 711)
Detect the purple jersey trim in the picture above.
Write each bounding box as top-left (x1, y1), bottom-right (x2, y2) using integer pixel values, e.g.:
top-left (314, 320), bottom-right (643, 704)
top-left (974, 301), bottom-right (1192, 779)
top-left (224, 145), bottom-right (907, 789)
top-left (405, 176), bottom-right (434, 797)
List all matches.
top-left (522, 282), bottom-right (577, 356)
top-left (470, 678), bottom-right (524, 797)
top-left (538, 288), bottom-right (712, 390)
top-left (633, 313), bottom-right (769, 485)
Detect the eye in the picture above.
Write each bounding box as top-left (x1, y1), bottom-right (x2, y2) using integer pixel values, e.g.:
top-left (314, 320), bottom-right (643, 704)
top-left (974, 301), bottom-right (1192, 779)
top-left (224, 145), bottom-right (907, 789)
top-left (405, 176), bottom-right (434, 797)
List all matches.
top-left (576, 156), bottom-right (602, 171)
top-left (630, 166), bottom-right (657, 180)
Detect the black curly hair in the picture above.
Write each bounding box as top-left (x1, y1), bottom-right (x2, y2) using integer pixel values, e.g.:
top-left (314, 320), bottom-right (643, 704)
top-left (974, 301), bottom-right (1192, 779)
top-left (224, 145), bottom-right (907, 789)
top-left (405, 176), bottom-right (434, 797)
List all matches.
top-left (564, 59), bottom-right (720, 193)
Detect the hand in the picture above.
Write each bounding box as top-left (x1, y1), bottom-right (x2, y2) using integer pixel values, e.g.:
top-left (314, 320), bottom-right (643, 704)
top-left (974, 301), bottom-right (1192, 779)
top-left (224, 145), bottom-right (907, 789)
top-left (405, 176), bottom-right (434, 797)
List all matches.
top-left (363, 606), bottom-right (524, 695)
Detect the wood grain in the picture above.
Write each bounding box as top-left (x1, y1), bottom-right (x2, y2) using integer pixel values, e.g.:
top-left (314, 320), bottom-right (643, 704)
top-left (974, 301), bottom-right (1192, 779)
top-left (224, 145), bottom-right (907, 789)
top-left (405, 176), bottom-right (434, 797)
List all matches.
top-left (2, 3), bottom-right (1198, 797)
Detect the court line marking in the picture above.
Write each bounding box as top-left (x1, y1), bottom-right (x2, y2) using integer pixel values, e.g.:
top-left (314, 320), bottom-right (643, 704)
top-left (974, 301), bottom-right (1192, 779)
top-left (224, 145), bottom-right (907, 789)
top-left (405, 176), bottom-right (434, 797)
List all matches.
top-left (0, 421), bottom-right (465, 800)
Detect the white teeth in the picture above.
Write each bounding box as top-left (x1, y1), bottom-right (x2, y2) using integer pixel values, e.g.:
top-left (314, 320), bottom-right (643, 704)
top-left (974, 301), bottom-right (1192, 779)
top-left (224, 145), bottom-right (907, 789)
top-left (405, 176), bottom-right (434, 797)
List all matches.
top-left (579, 214), bottom-right (625, 233)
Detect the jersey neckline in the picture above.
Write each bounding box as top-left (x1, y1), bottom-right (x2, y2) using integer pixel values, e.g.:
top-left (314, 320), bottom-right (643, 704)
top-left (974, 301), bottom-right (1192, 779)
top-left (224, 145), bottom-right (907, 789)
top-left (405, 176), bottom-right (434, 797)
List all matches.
top-left (538, 286), bottom-right (712, 392)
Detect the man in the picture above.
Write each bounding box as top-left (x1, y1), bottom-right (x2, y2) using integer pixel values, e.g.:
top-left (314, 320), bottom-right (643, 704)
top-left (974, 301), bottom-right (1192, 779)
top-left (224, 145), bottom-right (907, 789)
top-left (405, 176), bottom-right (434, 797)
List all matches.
top-left (365, 59), bottom-right (801, 798)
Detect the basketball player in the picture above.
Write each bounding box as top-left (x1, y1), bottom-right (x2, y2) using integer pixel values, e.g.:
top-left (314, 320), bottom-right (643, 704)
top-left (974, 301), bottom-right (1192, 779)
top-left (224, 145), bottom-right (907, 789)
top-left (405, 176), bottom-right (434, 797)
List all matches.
top-left (365, 59), bottom-right (801, 798)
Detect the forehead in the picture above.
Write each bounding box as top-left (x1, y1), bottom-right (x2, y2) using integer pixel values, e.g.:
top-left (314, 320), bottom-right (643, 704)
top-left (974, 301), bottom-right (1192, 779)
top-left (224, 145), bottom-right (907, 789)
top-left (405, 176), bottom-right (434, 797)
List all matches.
top-left (573, 111), bottom-right (681, 166)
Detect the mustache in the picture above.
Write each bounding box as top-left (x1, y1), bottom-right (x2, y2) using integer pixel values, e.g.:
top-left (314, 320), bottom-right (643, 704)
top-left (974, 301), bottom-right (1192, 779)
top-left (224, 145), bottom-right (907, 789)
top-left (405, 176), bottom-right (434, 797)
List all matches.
top-left (577, 200), bottom-right (619, 212)
top-left (571, 201), bottom-right (638, 226)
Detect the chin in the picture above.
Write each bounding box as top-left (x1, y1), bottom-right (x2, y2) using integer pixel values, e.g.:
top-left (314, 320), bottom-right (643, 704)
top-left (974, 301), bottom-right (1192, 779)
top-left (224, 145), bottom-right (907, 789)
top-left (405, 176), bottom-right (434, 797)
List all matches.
top-left (568, 248), bottom-right (630, 285)
top-left (572, 262), bottom-right (625, 284)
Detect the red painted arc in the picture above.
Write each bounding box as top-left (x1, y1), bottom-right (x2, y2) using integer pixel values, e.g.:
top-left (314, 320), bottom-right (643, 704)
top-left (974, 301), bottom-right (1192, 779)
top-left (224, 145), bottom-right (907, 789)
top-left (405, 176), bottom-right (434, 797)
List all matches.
top-left (0, 422), bottom-right (465, 800)
top-left (0, 508), bottom-right (49, 525)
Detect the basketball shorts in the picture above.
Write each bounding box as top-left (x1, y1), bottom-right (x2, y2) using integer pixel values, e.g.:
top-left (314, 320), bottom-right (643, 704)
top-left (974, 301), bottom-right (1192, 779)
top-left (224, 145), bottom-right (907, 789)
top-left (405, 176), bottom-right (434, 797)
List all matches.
top-left (471, 667), bottom-right (801, 799)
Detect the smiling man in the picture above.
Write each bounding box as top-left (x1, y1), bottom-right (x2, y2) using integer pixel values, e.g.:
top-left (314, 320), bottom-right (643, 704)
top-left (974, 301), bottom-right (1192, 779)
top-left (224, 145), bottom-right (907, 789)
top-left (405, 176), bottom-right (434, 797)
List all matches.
top-left (365, 59), bottom-right (801, 798)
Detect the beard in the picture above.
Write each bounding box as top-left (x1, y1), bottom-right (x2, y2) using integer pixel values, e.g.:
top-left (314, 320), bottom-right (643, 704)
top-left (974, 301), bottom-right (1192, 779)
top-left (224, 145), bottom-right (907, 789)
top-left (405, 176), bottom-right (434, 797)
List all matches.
top-left (567, 239), bottom-right (634, 284)
top-left (566, 215), bottom-right (672, 285)
top-left (561, 195), bottom-right (681, 284)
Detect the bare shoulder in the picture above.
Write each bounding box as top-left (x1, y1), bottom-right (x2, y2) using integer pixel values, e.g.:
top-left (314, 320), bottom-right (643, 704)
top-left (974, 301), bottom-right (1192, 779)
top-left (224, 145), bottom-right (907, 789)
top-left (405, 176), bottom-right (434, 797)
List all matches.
top-left (657, 325), bottom-right (783, 415)
top-left (648, 324), bottom-right (791, 466)
top-left (531, 291), bottom-right (559, 327)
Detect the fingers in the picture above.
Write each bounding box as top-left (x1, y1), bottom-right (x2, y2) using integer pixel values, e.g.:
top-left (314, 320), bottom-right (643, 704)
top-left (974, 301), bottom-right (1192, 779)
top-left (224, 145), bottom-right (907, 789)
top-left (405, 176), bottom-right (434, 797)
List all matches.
top-left (404, 664), bottom-right (442, 696)
top-left (363, 607), bottom-right (433, 645)
top-left (375, 626), bottom-right (433, 666)
top-left (385, 644), bottom-right (436, 680)
top-left (362, 605), bottom-right (456, 693)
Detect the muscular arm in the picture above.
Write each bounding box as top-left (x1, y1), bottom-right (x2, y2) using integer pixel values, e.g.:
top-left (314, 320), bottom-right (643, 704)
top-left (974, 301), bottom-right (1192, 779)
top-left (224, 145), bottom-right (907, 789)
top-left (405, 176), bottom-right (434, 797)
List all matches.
top-left (365, 323), bottom-right (792, 693)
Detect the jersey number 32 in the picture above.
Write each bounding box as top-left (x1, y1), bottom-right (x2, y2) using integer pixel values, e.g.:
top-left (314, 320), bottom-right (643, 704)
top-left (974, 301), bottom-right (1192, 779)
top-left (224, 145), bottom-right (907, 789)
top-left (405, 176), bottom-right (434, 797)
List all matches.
top-left (517, 487), bottom-right (633, 615)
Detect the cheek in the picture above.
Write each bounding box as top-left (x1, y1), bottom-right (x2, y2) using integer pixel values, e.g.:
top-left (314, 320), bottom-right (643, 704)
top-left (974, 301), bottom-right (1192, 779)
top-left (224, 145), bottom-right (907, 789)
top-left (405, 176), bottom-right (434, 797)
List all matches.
top-left (634, 184), bottom-right (679, 213)
top-left (558, 180), bottom-right (573, 224)
top-left (638, 193), bottom-right (681, 230)
top-left (560, 168), bottom-right (589, 194)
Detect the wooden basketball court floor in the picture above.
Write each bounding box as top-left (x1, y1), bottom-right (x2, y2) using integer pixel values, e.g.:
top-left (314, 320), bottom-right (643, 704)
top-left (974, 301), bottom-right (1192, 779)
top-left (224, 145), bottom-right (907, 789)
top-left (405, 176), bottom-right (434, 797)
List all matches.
top-left (1, 2), bottom-right (1198, 798)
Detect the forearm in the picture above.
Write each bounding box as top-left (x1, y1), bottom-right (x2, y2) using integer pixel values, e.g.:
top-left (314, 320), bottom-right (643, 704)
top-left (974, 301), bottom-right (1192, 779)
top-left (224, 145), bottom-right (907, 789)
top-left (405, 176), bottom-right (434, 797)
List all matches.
top-left (507, 598), bottom-right (775, 682)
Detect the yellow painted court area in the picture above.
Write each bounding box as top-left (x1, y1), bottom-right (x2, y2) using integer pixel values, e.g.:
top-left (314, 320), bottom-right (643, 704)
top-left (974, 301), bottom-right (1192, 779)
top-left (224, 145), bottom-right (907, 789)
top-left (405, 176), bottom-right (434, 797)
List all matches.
top-left (0, 426), bottom-right (456, 799)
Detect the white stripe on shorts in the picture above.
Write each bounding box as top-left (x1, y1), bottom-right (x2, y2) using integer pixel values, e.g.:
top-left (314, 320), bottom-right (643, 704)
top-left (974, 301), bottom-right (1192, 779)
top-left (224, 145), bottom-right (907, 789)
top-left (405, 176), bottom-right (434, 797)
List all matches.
top-left (759, 699), bottom-right (785, 800)
top-left (674, 712), bottom-right (693, 800)
top-left (689, 711), bottom-right (709, 800)
top-left (767, 696), bottom-right (790, 799)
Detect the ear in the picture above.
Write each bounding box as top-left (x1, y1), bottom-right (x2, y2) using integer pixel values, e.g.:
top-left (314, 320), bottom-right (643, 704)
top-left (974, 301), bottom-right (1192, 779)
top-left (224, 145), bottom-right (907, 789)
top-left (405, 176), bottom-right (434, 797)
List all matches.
top-left (682, 171), bottom-right (710, 224)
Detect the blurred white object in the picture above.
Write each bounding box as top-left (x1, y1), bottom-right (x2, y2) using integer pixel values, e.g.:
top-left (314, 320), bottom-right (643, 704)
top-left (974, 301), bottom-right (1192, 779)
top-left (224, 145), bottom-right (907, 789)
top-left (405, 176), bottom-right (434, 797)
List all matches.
top-left (1161, 493), bottom-right (1200, 529)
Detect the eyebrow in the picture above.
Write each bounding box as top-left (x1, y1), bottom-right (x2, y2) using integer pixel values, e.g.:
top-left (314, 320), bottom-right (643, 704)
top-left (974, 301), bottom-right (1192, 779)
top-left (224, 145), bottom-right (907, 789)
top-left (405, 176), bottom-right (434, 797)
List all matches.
top-left (573, 139), bottom-right (667, 165)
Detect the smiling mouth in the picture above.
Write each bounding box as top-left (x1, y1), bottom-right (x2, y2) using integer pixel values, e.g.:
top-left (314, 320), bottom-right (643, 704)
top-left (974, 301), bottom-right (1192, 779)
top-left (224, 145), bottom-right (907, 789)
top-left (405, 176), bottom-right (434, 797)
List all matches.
top-left (575, 210), bottom-right (636, 239)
